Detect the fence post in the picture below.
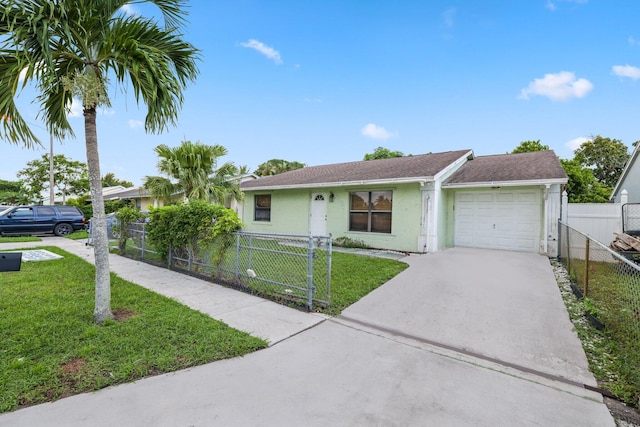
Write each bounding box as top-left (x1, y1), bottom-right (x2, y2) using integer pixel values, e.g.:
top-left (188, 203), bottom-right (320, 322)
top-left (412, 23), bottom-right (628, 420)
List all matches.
top-left (584, 238), bottom-right (590, 297)
top-left (141, 224), bottom-right (145, 260)
top-left (235, 233), bottom-right (240, 280)
top-left (247, 235), bottom-right (253, 271)
top-left (326, 234), bottom-right (332, 304)
top-left (557, 220), bottom-right (562, 260)
top-left (168, 244), bottom-right (172, 269)
top-left (307, 235), bottom-right (314, 311)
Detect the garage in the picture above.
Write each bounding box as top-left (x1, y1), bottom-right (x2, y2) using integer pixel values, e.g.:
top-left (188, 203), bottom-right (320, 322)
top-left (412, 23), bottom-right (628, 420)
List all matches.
top-left (454, 189), bottom-right (542, 252)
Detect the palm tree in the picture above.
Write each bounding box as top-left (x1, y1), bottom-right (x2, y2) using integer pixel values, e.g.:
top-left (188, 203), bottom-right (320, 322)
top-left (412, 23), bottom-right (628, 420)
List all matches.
top-left (144, 140), bottom-right (241, 204)
top-left (0, 0), bottom-right (199, 323)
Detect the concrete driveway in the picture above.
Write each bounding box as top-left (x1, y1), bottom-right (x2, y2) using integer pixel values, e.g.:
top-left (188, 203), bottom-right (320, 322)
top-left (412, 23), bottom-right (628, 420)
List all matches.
top-left (0, 246), bottom-right (614, 426)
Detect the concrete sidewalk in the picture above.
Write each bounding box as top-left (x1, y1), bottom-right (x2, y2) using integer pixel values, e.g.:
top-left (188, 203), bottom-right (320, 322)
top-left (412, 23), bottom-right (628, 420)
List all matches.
top-left (0, 237), bottom-right (327, 345)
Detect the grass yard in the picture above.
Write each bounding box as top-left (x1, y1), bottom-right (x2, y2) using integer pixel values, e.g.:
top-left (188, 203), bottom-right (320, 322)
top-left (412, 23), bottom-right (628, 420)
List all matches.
top-left (0, 236), bottom-right (41, 243)
top-left (0, 247), bottom-right (267, 413)
top-left (322, 251), bottom-right (408, 315)
top-left (66, 230), bottom-right (89, 240)
top-left (557, 257), bottom-right (640, 407)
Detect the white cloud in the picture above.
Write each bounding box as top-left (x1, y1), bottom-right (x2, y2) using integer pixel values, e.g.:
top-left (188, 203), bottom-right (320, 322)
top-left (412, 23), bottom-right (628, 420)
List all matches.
top-left (98, 107), bottom-right (115, 116)
top-left (546, 0), bottom-right (587, 10)
top-left (240, 39), bottom-right (282, 64)
top-left (442, 8), bottom-right (456, 28)
top-left (612, 64), bottom-right (640, 80)
top-left (119, 4), bottom-right (138, 16)
top-left (566, 136), bottom-right (590, 151)
top-left (519, 71), bottom-right (593, 101)
top-left (67, 98), bottom-right (83, 118)
top-left (128, 119), bottom-right (144, 129)
top-left (361, 123), bottom-right (395, 140)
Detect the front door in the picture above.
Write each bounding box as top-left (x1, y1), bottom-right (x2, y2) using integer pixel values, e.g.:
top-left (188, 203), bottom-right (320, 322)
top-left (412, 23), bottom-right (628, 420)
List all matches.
top-left (309, 193), bottom-right (328, 236)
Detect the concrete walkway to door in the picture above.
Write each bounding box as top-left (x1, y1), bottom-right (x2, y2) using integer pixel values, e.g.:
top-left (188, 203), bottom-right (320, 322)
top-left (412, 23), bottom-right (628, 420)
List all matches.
top-left (0, 245), bottom-right (614, 426)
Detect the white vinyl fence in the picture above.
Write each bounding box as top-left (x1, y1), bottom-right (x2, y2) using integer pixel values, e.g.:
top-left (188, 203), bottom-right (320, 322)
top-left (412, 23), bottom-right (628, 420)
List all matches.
top-left (562, 190), bottom-right (631, 246)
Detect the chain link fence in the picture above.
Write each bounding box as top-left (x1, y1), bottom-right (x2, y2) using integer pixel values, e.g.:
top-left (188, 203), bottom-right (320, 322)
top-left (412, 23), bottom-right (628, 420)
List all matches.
top-left (107, 224), bottom-right (332, 311)
top-left (558, 220), bottom-right (640, 396)
top-left (623, 203), bottom-right (640, 236)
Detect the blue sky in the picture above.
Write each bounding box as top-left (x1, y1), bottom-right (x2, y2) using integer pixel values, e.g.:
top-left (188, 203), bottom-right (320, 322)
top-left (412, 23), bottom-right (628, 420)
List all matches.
top-left (4, 0), bottom-right (640, 186)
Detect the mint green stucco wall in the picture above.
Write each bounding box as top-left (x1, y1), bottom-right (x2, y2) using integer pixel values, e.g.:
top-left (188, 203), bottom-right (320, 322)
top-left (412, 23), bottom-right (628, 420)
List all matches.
top-left (242, 182), bottom-right (425, 252)
top-left (241, 189), bottom-right (312, 235)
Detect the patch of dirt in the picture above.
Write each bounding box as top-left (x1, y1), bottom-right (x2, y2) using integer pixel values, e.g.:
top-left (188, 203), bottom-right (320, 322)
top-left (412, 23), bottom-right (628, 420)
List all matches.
top-left (113, 307), bottom-right (136, 321)
top-left (60, 357), bottom-right (87, 375)
top-left (605, 397), bottom-right (640, 426)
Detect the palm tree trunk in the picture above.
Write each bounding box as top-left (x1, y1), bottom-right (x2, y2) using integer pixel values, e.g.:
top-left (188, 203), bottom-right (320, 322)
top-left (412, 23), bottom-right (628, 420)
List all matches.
top-left (84, 107), bottom-right (112, 323)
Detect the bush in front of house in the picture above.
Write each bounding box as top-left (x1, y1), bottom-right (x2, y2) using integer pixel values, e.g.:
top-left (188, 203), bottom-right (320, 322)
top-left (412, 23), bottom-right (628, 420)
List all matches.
top-left (145, 200), bottom-right (242, 259)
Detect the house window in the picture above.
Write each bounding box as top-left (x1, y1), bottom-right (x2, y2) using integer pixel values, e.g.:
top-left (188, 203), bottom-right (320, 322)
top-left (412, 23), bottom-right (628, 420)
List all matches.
top-left (349, 191), bottom-right (392, 233)
top-left (254, 194), bottom-right (271, 221)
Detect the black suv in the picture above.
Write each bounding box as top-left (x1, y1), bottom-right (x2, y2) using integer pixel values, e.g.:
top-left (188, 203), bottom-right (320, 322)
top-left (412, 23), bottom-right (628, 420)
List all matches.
top-left (0, 205), bottom-right (86, 236)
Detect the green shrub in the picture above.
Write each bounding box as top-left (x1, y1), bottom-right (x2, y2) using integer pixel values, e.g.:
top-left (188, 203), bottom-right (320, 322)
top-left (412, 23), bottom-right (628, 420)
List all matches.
top-left (333, 236), bottom-right (369, 249)
top-left (114, 207), bottom-right (147, 254)
top-left (66, 195), bottom-right (93, 219)
top-left (146, 200), bottom-right (242, 259)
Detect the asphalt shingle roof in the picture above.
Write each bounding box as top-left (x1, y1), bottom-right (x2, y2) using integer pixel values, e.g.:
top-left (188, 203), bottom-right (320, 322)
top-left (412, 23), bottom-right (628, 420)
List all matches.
top-left (443, 150), bottom-right (568, 185)
top-left (241, 149), bottom-right (473, 189)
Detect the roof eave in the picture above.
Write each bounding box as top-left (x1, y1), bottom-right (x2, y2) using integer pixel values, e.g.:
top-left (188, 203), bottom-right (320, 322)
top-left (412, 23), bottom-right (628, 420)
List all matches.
top-left (242, 176), bottom-right (436, 191)
top-left (442, 178), bottom-right (568, 189)
top-left (611, 144), bottom-right (640, 198)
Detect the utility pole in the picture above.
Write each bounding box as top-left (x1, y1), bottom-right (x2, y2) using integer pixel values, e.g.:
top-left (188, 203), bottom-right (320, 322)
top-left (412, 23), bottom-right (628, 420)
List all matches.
top-left (49, 134), bottom-right (54, 205)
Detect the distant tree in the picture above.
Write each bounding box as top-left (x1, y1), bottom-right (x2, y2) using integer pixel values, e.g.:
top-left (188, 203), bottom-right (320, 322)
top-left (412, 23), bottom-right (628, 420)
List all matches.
top-left (102, 172), bottom-right (133, 188)
top-left (17, 154), bottom-right (89, 204)
top-left (363, 146), bottom-right (404, 160)
top-left (560, 159), bottom-right (612, 203)
top-left (144, 140), bottom-right (240, 203)
top-left (573, 136), bottom-right (629, 188)
top-left (511, 140), bottom-right (549, 154)
top-left (0, 179), bottom-right (30, 205)
top-left (254, 159), bottom-right (305, 176)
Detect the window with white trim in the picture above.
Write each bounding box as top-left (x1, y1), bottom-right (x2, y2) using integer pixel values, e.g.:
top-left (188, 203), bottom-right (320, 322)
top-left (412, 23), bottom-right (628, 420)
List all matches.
top-left (349, 191), bottom-right (392, 233)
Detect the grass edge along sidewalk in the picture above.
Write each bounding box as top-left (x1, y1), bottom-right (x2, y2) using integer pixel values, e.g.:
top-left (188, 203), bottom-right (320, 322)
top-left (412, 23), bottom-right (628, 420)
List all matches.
top-left (0, 246), bottom-right (267, 413)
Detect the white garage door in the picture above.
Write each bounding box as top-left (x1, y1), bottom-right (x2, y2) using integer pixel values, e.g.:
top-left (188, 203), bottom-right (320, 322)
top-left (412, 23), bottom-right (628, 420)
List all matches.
top-left (454, 189), bottom-right (542, 252)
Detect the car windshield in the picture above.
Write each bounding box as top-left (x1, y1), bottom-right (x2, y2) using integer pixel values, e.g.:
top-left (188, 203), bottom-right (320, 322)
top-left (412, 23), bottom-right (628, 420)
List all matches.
top-left (0, 207), bottom-right (14, 216)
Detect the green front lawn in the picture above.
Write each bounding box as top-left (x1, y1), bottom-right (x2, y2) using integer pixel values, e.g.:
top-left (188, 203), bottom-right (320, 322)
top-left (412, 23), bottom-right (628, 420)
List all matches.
top-left (0, 236), bottom-right (41, 243)
top-left (0, 247), bottom-right (267, 413)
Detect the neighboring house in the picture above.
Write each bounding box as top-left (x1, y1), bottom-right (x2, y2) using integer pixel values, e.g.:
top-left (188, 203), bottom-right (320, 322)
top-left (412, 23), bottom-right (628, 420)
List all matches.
top-left (240, 150), bottom-right (568, 256)
top-left (102, 186), bottom-right (161, 211)
top-left (611, 143), bottom-right (640, 203)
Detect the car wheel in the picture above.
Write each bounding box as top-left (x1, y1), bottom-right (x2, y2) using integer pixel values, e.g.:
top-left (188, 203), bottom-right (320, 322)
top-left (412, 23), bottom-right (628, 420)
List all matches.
top-left (54, 223), bottom-right (73, 236)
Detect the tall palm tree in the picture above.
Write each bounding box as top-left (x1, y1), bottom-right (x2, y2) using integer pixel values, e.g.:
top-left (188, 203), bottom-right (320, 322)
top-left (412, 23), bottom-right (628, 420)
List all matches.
top-left (0, 0), bottom-right (199, 323)
top-left (144, 140), bottom-right (241, 204)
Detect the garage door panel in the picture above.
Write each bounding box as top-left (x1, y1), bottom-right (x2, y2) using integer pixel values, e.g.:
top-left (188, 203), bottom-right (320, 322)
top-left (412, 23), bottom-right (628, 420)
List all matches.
top-left (454, 190), bottom-right (541, 253)
top-left (476, 193), bottom-right (494, 203)
top-left (496, 193), bottom-right (515, 202)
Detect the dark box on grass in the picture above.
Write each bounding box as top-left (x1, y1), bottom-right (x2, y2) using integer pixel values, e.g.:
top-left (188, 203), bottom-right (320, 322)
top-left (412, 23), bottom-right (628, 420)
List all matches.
top-left (0, 252), bottom-right (22, 272)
